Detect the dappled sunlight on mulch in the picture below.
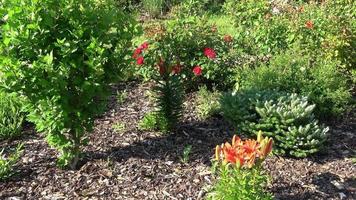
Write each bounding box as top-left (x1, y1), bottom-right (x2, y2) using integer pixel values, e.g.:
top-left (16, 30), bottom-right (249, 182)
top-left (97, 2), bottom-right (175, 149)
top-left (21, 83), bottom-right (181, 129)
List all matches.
top-left (0, 81), bottom-right (355, 199)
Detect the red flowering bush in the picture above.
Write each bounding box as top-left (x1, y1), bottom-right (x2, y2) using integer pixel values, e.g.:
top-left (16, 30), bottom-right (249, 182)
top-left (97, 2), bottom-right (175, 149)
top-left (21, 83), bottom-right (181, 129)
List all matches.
top-left (133, 18), bottom-right (238, 89)
top-left (208, 132), bottom-right (274, 199)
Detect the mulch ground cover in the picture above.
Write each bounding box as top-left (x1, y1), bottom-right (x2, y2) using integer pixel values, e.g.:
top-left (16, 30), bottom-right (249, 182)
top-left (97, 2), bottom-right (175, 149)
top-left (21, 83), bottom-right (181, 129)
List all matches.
top-left (1, 81), bottom-right (355, 200)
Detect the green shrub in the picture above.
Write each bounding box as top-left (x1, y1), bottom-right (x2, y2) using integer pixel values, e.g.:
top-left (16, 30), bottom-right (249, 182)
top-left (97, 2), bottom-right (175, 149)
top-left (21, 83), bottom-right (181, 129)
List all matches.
top-left (135, 17), bottom-right (238, 89)
top-left (0, 92), bottom-right (24, 140)
top-left (252, 94), bottom-right (329, 157)
top-left (0, 0), bottom-right (137, 169)
top-left (0, 143), bottom-right (23, 181)
top-left (238, 47), bottom-right (352, 118)
top-left (195, 86), bottom-right (221, 120)
top-left (221, 91), bottom-right (328, 157)
top-left (224, 0), bottom-right (355, 71)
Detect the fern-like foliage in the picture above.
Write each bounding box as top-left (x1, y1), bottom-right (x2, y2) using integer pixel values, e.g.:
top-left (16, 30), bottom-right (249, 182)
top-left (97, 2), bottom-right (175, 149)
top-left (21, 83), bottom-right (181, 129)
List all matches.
top-left (153, 74), bottom-right (184, 132)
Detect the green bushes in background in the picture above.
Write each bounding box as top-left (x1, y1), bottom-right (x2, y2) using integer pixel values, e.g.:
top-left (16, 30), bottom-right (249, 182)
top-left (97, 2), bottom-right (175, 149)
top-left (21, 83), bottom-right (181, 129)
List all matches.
top-left (237, 47), bottom-right (352, 118)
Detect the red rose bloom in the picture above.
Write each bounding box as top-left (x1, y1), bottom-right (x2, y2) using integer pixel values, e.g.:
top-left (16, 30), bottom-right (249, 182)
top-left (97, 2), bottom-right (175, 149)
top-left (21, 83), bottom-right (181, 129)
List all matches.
top-left (204, 47), bottom-right (217, 59)
top-left (224, 35), bottom-right (233, 43)
top-left (305, 20), bottom-right (314, 29)
top-left (132, 48), bottom-right (142, 59)
top-left (193, 66), bottom-right (202, 76)
top-left (172, 65), bottom-right (182, 75)
top-left (136, 56), bottom-right (144, 65)
top-left (140, 41), bottom-right (149, 50)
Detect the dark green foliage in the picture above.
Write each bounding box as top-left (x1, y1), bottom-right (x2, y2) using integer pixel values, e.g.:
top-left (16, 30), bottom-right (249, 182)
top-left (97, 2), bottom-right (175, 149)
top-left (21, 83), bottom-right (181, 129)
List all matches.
top-left (0, 0), bottom-right (137, 168)
top-left (0, 143), bottom-right (23, 181)
top-left (0, 92), bottom-right (24, 140)
top-left (154, 75), bottom-right (184, 132)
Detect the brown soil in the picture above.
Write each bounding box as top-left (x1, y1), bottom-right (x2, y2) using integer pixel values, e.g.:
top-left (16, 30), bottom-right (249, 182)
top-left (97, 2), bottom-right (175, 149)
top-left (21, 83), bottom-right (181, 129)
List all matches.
top-left (1, 81), bottom-right (355, 200)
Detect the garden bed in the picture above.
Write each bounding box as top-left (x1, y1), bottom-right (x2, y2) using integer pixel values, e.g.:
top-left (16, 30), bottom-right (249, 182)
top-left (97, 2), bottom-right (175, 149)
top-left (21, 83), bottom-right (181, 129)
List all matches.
top-left (0, 81), bottom-right (355, 200)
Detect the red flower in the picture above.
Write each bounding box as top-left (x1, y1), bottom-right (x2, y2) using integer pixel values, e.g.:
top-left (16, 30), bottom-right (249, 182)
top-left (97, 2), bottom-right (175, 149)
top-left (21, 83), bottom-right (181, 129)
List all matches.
top-left (305, 20), bottom-right (314, 29)
top-left (136, 56), bottom-right (144, 65)
top-left (140, 41), bottom-right (149, 50)
top-left (172, 64), bottom-right (182, 75)
top-left (193, 66), bottom-right (202, 76)
top-left (223, 35), bottom-right (233, 43)
top-left (204, 47), bottom-right (216, 59)
top-left (132, 48), bottom-right (142, 59)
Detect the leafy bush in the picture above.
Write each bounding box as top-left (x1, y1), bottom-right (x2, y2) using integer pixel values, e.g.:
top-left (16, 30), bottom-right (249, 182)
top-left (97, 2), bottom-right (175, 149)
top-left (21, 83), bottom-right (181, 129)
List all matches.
top-left (252, 94), bottom-right (329, 157)
top-left (195, 86), bottom-right (221, 120)
top-left (0, 92), bottom-right (24, 140)
top-left (0, 143), bottom-right (23, 181)
top-left (224, 0), bottom-right (355, 73)
top-left (135, 17), bottom-right (238, 89)
top-left (221, 91), bottom-right (328, 157)
top-left (0, 0), bottom-right (137, 169)
top-left (209, 133), bottom-right (274, 200)
top-left (238, 47), bottom-right (352, 118)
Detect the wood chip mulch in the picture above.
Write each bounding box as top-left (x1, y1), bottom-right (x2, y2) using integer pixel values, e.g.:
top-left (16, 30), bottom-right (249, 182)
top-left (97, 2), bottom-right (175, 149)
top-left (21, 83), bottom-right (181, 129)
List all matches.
top-left (1, 81), bottom-right (355, 200)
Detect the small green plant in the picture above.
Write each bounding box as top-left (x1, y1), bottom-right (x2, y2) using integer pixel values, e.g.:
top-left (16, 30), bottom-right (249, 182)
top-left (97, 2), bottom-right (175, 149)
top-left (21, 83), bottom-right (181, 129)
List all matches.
top-left (0, 143), bottom-right (24, 181)
top-left (180, 145), bottom-right (192, 163)
top-left (0, 92), bottom-right (24, 140)
top-left (138, 112), bottom-right (158, 131)
top-left (196, 86), bottom-right (221, 120)
top-left (112, 122), bottom-right (126, 133)
top-left (116, 90), bottom-right (128, 105)
top-left (0, 0), bottom-right (137, 169)
top-left (209, 133), bottom-right (274, 200)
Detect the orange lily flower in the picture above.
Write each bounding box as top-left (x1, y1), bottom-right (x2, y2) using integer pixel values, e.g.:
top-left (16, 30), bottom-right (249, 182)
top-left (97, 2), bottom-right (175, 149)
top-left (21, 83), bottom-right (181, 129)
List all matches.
top-left (214, 133), bottom-right (273, 169)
